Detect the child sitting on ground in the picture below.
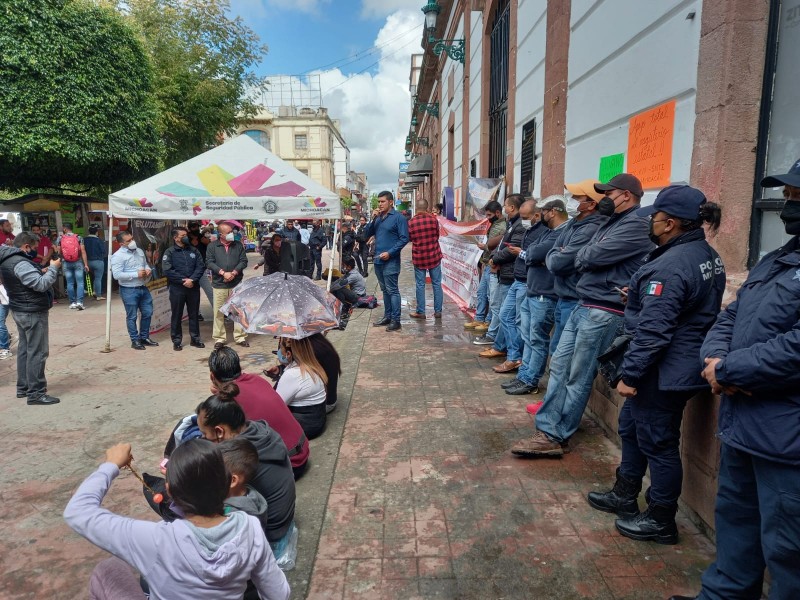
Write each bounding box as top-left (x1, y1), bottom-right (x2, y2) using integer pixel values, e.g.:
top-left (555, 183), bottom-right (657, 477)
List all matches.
top-left (64, 439), bottom-right (289, 600)
top-left (219, 437), bottom-right (299, 572)
top-left (219, 438), bottom-right (269, 533)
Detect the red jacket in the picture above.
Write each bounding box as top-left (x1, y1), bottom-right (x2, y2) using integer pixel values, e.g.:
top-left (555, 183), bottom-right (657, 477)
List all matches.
top-left (235, 373), bottom-right (309, 469)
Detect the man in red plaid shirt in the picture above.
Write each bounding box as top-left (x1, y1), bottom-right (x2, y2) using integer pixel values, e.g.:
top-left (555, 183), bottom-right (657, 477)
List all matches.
top-left (408, 199), bottom-right (444, 319)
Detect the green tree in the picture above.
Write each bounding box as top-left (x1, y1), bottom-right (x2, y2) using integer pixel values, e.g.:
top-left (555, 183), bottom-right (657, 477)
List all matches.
top-left (122, 0), bottom-right (268, 168)
top-left (0, 0), bottom-right (162, 190)
top-left (369, 193), bottom-right (380, 211)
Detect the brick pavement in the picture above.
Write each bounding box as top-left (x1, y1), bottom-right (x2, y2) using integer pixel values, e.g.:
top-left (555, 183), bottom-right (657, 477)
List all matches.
top-left (306, 255), bottom-right (715, 600)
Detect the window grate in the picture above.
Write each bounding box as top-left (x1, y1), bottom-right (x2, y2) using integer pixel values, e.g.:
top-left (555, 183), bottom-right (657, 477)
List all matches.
top-left (488, 0), bottom-right (510, 180)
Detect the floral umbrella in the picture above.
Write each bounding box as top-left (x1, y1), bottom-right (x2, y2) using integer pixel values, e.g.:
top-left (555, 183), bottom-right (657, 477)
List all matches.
top-left (220, 273), bottom-right (342, 339)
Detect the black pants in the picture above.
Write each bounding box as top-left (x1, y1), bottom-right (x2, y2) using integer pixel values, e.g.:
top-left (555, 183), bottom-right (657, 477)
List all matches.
top-left (354, 244), bottom-right (369, 276)
top-left (169, 284), bottom-right (201, 345)
top-left (332, 286), bottom-right (360, 308)
top-left (290, 403), bottom-right (327, 439)
top-left (311, 248), bottom-right (323, 278)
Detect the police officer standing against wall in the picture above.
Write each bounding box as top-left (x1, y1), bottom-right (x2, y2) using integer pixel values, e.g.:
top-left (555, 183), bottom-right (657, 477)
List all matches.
top-left (671, 159), bottom-right (800, 600)
top-left (585, 186), bottom-right (726, 545)
top-left (163, 226), bottom-right (205, 351)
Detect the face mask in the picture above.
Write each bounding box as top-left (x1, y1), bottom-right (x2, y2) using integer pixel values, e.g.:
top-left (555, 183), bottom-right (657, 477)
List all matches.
top-left (520, 219), bottom-right (532, 228)
top-left (224, 233), bottom-right (235, 242)
top-left (127, 241), bottom-right (137, 251)
top-left (277, 348), bottom-right (290, 365)
top-left (25, 248), bottom-right (37, 258)
top-left (597, 198), bottom-right (616, 217)
top-left (488, 215), bottom-right (498, 223)
top-left (648, 219), bottom-right (661, 246)
top-left (180, 236), bottom-right (190, 245)
top-left (779, 201), bottom-right (800, 235)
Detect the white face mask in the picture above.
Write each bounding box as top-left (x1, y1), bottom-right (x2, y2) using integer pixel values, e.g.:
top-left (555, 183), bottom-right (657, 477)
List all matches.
top-left (520, 219), bottom-right (532, 228)
top-left (224, 233), bottom-right (235, 242)
top-left (127, 241), bottom-right (137, 251)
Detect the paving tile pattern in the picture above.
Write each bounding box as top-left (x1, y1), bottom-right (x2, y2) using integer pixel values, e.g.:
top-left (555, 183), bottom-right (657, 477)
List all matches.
top-left (307, 257), bottom-right (715, 600)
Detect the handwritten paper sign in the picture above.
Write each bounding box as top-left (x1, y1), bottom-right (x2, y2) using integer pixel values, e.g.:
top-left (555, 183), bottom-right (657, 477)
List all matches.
top-left (627, 99), bottom-right (676, 189)
top-left (598, 153), bottom-right (625, 183)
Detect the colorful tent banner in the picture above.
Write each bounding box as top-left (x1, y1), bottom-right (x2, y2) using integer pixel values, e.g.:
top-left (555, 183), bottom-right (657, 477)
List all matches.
top-left (109, 136), bottom-right (342, 220)
top-left (437, 217), bottom-right (490, 310)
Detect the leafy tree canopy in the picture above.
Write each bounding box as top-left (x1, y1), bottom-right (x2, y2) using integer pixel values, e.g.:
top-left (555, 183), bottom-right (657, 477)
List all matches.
top-left (122, 0), bottom-right (268, 168)
top-left (0, 0), bottom-right (162, 190)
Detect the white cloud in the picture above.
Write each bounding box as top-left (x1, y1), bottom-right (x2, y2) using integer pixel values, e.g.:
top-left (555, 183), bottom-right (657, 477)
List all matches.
top-left (360, 0), bottom-right (425, 19)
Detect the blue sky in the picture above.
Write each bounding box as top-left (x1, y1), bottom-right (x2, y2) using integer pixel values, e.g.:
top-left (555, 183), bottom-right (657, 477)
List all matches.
top-left (228, 0), bottom-right (425, 191)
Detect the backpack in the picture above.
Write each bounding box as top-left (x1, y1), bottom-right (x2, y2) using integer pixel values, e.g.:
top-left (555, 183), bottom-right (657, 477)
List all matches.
top-left (355, 295), bottom-right (378, 309)
top-left (60, 234), bottom-right (81, 262)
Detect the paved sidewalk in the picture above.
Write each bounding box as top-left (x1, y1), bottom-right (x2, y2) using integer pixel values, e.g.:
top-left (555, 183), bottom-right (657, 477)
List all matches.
top-left (306, 255), bottom-right (715, 599)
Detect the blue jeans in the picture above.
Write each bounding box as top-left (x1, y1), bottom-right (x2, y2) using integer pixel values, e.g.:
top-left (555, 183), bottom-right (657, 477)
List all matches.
top-left (487, 276), bottom-right (510, 346)
top-left (413, 264), bottom-right (443, 315)
top-left (374, 259), bottom-right (401, 322)
top-left (119, 286), bottom-right (154, 341)
top-left (617, 374), bottom-right (693, 508)
top-left (495, 280), bottom-right (526, 360)
top-left (63, 260), bottom-right (85, 304)
top-left (88, 259), bottom-right (105, 297)
top-left (552, 298), bottom-right (578, 355)
top-left (0, 302), bottom-right (9, 349)
top-left (535, 305), bottom-right (623, 442)
top-left (474, 268), bottom-right (490, 322)
top-left (517, 295), bottom-right (556, 386)
top-left (698, 444), bottom-right (800, 600)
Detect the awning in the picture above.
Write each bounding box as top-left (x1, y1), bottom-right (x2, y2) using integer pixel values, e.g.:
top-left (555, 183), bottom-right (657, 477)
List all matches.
top-left (406, 153), bottom-right (433, 176)
top-left (405, 176), bottom-right (425, 185)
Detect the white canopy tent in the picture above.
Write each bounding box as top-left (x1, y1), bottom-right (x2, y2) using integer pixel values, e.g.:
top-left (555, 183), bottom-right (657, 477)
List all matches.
top-left (103, 135), bottom-right (343, 351)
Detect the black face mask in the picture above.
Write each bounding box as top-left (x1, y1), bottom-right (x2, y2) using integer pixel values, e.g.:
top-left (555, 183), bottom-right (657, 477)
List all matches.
top-left (648, 220), bottom-right (661, 246)
top-left (488, 215), bottom-right (499, 223)
top-left (180, 236), bottom-right (190, 245)
top-left (597, 198), bottom-right (616, 217)
top-left (780, 201), bottom-right (800, 235)
top-left (26, 248), bottom-right (37, 259)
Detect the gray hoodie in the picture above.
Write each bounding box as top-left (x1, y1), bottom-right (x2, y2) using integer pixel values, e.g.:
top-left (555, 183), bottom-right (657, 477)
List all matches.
top-left (225, 485), bottom-right (270, 534)
top-left (240, 420), bottom-right (296, 542)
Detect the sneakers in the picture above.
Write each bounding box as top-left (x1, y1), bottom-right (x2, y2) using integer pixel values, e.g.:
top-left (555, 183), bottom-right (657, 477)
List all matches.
top-left (506, 383), bottom-right (538, 395)
top-left (76, 303), bottom-right (85, 311)
top-left (69, 302), bottom-right (77, 309)
top-left (510, 431), bottom-right (564, 457)
top-left (326, 401), bottom-right (337, 414)
top-left (0, 349), bottom-right (12, 360)
top-left (500, 378), bottom-right (521, 390)
top-left (473, 322), bottom-right (490, 332)
top-left (479, 347), bottom-right (506, 358)
top-left (472, 335), bottom-right (495, 346)
top-left (27, 394), bottom-right (61, 406)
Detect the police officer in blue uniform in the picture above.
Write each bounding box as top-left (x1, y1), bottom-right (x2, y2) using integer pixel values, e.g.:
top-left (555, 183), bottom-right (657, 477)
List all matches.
top-left (587, 185), bottom-right (726, 545)
top-left (669, 159), bottom-right (800, 600)
top-left (162, 226), bottom-right (206, 351)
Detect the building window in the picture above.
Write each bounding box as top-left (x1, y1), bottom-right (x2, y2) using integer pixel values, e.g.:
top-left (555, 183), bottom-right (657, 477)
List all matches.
top-left (471, 159), bottom-right (477, 178)
top-left (243, 129), bottom-right (270, 150)
top-left (488, 0), bottom-right (510, 180)
top-left (750, 0), bottom-right (799, 264)
top-left (294, 134), bottom-right (308, 150)
top-left (519, 119), bottom-right (536, 196)
top-left (298, 168), bottom-right (309, 176)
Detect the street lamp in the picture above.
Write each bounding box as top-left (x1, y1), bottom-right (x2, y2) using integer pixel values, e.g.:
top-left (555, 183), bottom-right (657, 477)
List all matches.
top-left (411, 116), bottom-right (419, 127)
top-left (415, 101), bottom-right (439, 118)
top-left (421, 0), bottom-right (465, 64)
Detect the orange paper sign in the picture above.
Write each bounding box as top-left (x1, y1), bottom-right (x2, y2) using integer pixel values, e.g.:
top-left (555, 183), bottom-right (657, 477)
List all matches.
top-left (627, 100), bottom-right (676, 189)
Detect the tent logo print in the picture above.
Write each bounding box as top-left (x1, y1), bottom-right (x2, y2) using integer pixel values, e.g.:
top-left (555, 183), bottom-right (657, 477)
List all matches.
top-left (131, 198), bottom-right (153, 208)
top-left (307, 198), bottom-right (327, 208)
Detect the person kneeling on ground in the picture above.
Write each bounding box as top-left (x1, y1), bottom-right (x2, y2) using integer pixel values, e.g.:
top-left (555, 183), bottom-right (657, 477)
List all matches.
top-left (329, 256), bottom-right (366, 326)
top-left (274, 336), bottom-right (328, 439)
top-left (63, 439), bottom-right (289, 600)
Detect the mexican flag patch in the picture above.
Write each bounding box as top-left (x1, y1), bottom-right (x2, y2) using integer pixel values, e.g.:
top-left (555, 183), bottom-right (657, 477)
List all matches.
top-left (646, 281), bottom-right (664, 296)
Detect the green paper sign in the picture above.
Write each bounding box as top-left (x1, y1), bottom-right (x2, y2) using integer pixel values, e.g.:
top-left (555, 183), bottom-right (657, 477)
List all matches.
top-left (599, 153), bottom-right (625, 183)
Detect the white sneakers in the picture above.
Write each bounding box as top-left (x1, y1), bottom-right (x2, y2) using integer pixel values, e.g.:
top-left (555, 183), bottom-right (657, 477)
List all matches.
top-left (69, 302), bottom-right (85, 310)
top-left (0, 349), bottom-right (12, 360)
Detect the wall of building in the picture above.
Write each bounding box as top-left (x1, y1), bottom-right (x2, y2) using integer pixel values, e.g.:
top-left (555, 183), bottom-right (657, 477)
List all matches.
top-left (468, 10), bottom-right (483, 186)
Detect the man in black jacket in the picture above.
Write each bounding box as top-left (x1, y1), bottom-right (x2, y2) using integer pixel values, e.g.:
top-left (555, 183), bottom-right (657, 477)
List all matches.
top-left (163, 227), bottom-right (206, 351)
top-left (0, 233), bottom-right (61, 405)
top-left (512, 174), bottom-right (653, 457)
top-left (477, 194), bottom-right (526, 358)
top-left (206, 222), bottom-right (249, 347)
top-left (308, 220), bottom-right (327, 280)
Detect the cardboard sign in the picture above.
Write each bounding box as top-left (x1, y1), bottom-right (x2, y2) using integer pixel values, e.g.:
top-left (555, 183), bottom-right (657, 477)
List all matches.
top-left (599, 153), bottom-right (625, 183)
top-left (627, 100), bottom-right (676, 189)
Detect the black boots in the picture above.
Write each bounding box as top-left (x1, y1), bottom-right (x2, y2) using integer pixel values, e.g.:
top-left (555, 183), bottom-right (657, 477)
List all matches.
top-left (615, 503), bottom-right (679, 545)
top-left (587, 468), bottom-right (641, 518)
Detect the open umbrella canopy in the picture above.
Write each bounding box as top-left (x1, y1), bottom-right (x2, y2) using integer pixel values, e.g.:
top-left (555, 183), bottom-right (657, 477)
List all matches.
top-left (221, 273), bottom-right (341, 339)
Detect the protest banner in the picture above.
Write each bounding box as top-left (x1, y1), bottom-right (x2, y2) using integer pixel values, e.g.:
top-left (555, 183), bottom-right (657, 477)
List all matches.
top-left (437, 217), bottom-right (490, 311)
top-left (627, 99), bottom-right (676, 189)
top-left (465, 178), bottom-right (505, 221)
